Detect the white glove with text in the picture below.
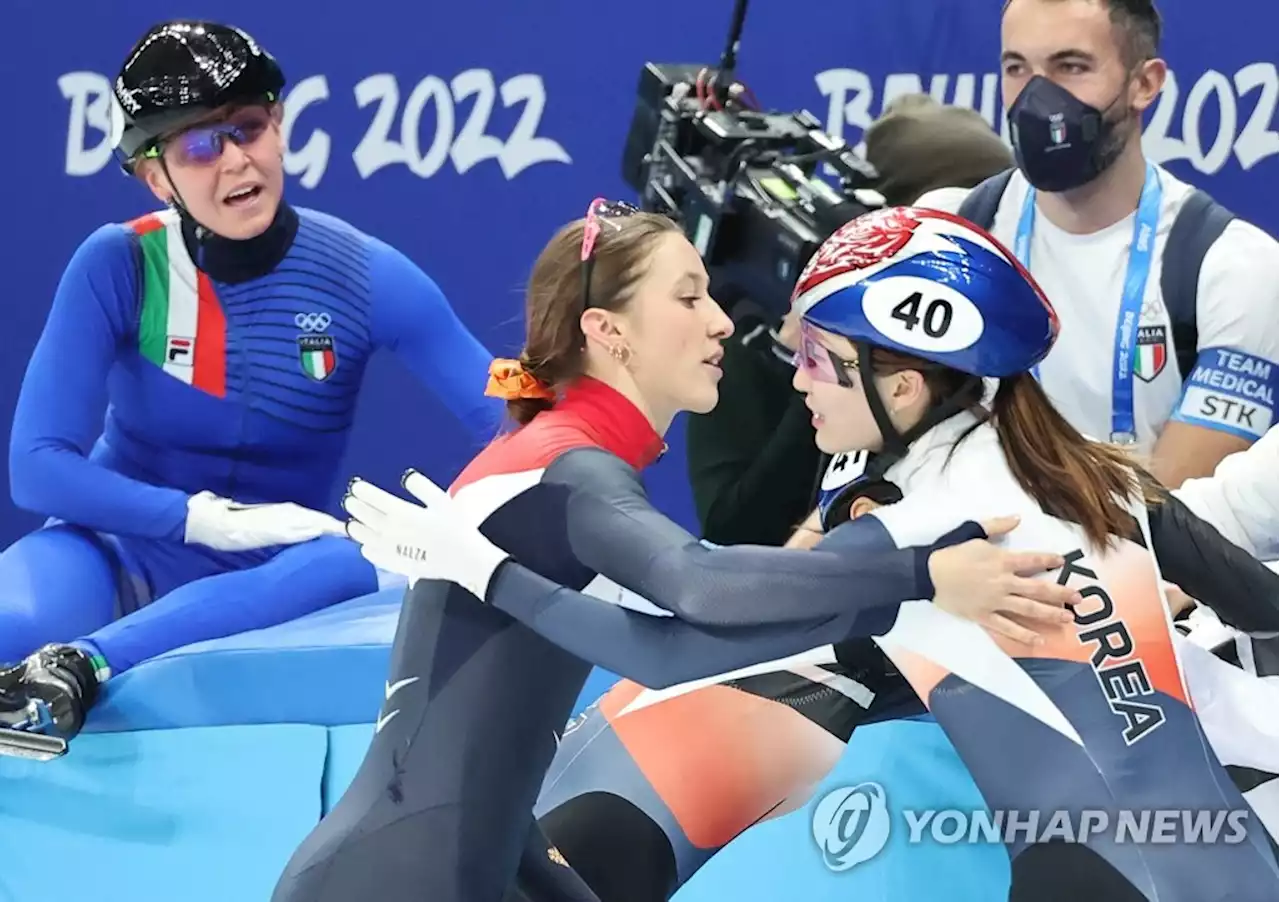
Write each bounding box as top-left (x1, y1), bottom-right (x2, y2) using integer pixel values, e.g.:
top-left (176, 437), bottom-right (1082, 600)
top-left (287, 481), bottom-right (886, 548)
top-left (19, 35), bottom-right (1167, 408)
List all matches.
top-left (184, 491), bottom-right (347, 552)
top-left (342, 470), bottom-right (510, 601)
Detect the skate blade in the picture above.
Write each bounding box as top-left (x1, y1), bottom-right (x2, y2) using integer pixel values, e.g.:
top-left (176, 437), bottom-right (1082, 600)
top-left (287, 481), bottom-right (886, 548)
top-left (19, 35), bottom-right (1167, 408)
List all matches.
top-left (0, 729), bottom-right (68, 761)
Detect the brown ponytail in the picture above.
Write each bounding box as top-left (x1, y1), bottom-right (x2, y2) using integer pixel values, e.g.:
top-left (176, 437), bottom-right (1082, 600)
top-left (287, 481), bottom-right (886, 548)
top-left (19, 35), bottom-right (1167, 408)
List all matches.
top-left (504, 210), bottom-right (681, 426)
top-left (990, 373), bottom-right (1159, 547)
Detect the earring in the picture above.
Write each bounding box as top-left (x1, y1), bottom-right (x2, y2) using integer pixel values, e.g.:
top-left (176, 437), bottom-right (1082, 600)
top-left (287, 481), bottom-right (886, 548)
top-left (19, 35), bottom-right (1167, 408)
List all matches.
top-left (610, 344), bottom-right (632, 366)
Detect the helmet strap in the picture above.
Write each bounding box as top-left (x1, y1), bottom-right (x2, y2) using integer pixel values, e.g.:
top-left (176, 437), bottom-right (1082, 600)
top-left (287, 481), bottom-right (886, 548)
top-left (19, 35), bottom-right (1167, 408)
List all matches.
top-left (858, 343), bottom-right (909, 473)
top-left (856, 341), bottom-right (986, 479)
top-left (158, 156), bottom-right (216, 247)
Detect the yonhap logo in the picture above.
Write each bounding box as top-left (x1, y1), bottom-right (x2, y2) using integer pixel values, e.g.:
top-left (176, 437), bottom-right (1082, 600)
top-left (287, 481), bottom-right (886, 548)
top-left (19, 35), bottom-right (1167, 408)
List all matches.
top-left (811, 782), bottom-right (891, 871)
top-left (810, 784), bottom-right (1252, 872)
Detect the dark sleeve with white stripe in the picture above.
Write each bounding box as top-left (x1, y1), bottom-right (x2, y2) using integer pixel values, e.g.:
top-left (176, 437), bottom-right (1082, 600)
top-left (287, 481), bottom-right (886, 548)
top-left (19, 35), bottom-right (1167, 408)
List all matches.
top-left (483, 564), bottom-right (886, 690)
top-left (530, 447), bottom-right (939, 631)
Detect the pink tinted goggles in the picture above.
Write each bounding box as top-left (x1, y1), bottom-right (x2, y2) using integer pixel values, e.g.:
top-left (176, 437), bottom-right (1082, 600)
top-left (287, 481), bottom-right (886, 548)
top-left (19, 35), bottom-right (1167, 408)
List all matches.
top-left (794, 321), bottom-right (857, 388)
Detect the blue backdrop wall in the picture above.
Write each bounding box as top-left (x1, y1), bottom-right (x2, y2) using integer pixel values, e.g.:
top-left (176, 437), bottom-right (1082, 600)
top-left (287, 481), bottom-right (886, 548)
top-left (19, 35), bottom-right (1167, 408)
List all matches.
top-left (1, 0), bottom-right (1275, 547)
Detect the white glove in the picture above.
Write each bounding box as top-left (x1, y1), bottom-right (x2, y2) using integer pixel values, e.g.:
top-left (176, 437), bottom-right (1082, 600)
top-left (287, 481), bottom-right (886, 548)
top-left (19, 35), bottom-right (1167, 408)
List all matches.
top-left (342, 470), bottom-right (510, 602)
top-left (184, 491), bottom-right (347, 552)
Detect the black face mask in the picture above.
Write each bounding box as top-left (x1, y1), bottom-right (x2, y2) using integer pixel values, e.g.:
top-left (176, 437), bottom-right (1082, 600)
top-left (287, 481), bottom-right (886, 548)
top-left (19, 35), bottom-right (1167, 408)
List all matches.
top-left (1007, 75), bottom-right (1130, 192)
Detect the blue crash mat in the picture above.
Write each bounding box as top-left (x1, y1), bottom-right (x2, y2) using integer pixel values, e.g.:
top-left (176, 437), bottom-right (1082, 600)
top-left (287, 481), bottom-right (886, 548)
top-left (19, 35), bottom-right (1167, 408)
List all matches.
top-left (0, 724), bottom-right (328, 902)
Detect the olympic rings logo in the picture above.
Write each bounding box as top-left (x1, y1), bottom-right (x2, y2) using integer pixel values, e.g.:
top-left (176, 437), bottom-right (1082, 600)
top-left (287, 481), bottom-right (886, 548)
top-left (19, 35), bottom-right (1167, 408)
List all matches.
top-left (296, 312), bottom-right (332, 333)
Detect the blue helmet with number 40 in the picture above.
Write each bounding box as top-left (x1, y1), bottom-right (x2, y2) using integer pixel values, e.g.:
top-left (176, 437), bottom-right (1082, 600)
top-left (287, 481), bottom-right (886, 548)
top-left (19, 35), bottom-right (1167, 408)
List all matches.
top-left (791, 206), bottom-right (1059, 378)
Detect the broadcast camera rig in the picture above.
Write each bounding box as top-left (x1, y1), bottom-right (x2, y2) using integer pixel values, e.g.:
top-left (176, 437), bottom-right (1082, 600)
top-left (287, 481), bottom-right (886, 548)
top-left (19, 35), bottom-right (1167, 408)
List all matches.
top-left (621, 0), bottom-right (884, 321)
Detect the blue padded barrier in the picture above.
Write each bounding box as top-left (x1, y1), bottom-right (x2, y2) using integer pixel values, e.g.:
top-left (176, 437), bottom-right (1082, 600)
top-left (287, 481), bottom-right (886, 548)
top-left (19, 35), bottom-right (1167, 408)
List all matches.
top-left (0, 725), bottom-right (327, 901)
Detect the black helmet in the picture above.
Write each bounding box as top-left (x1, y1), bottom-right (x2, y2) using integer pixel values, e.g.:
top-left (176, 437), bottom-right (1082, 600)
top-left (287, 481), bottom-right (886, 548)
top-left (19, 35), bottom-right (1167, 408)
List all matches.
top-left (113, 20), bottom-right (285, 166)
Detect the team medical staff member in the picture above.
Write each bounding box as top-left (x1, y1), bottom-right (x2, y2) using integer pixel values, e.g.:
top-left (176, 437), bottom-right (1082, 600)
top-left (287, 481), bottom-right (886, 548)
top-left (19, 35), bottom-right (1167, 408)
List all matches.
top-left (0, 20), bottom-right (500, 752)
top-left (918, 0), bottom-right (1279, 487)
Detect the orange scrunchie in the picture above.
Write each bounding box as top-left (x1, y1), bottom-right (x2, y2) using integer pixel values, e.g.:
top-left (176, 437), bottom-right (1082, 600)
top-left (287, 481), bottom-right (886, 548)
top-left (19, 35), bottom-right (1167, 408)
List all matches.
top-left (484, 358), bottom-right (556, 401)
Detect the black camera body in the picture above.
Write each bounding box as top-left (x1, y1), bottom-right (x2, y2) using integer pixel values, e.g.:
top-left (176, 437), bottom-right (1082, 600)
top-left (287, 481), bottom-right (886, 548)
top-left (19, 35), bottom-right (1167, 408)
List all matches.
top-left (621, 58), bottom-right (884, 321)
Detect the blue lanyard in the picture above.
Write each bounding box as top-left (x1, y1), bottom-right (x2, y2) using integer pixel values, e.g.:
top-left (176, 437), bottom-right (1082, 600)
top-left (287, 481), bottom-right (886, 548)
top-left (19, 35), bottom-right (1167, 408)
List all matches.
top-left (1014, 164), bottom-right (1162, 444)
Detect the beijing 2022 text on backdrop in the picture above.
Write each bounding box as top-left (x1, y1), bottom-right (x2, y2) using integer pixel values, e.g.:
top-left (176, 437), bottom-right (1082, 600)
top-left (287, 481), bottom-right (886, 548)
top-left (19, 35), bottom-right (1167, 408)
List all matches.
top-left (0, 0), bottom-right (1275, 547)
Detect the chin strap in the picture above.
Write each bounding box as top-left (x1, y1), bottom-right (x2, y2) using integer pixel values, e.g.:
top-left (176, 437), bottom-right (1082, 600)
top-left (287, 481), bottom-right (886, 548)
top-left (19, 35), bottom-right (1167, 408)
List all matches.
top-left (857, 343), bottom-right (907, 475)
top-left (856, 341), bottom-right (987, 480)
top-left (159, 157), bottom-right (214, 242)
top-left (158, 156), bottom-right (226, 275)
